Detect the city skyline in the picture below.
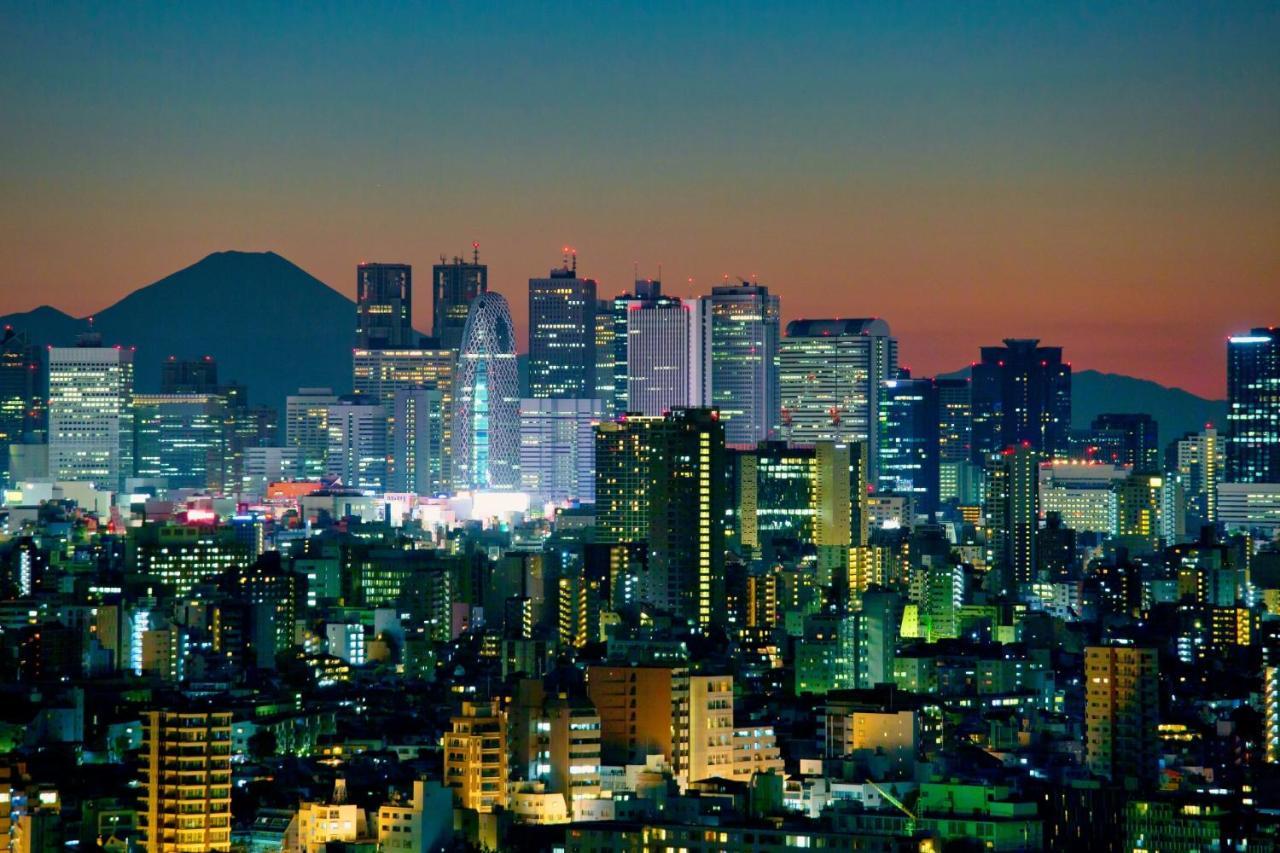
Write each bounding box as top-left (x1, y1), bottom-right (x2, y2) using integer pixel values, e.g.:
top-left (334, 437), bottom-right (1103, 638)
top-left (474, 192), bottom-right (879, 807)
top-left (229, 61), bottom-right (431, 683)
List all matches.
top-left (3, 4), bottom-right (1278, 400)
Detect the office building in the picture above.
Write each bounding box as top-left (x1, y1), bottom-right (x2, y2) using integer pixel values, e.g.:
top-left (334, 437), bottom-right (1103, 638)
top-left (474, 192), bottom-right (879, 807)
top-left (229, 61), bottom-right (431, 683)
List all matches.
top-left (971, 338), bottom-right (1071, 460)
top-left (594, 299), bottom-right (618, 415)
top-left (48, 341), bottom-right (135, 492)
top-left (519, 398), bottom-right (604, 504)
top-left (138, 709), bottom-right (233, 852)
top-left (709, 283), bottom-right (780, 446)
top-left (159, 356), bottom-right (219, 393)
top-left (326, 398), bottom-right (388, 492)
top-left (1226, 327), bottom-right (1279, 483)
top-left (1089, 413), bottom-right (1160, 471)
top-left (609, 279), bottom-right (664, 414)
top-left (452, 292), bottom-right (520, 491)
top-left (391, 388), bottom-right (446, 495)
top-left (1085, 646), bottom-right (1160, 788)
top-left (432, 248), bottom-right (487, 352)
top-left (355, 262), bottom-right (413, 350)
top-left (1038, 461), bottom-right (1127, 535)
top-left (1174, 425), bottom-right (1221, 531)
top-left (285, 388), bottom-right (339, 480)
top-left (528, 259), bottom-right (598, 399)
top-left (1217, 482), bottom-right (1280, 537)
top-left (0, 327), bottom-right (42, 488)
top-left (779, 318), bottom-right (897, 474)
top-left (132, 393), bottom-right (229, 492)
top-left (877, 375), bottom-right (940, 519)
top-left (1115, 471), bottom-right (1166, 555)
top-left (624, 295), bottom-right (711, 417)
top-left (353, 347), bottom-right (455, 485)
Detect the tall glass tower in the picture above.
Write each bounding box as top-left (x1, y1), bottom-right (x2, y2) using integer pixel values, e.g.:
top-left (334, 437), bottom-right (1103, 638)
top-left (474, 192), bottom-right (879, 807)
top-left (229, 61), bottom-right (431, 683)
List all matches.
top-left (709, 283), bottom-right (780, 446)
top-left (452, 293), bottom-right (520, 491)
top-left (1226, 327), bottom-right (1280, 483)
top-left (432, 247), bottom-right (487, 353)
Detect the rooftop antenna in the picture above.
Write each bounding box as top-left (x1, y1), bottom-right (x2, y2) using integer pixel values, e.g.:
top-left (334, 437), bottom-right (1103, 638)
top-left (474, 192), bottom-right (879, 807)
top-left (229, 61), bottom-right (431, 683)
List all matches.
top-left (633, 260), bottom-right (638, 282)
top-left (562, 246), bottom-right (570, 268)
top-left (657, 263), bottom-right (662, 283)
top-left (472, 241), bottom-right (480, 265)
top-left (571, 248), bottom-right (577, 275)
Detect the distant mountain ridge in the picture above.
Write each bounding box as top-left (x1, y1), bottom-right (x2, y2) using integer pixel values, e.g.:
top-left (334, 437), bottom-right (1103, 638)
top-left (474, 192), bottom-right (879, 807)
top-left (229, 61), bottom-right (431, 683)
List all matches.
top-left (0, 250), bottom-right (1226, 448)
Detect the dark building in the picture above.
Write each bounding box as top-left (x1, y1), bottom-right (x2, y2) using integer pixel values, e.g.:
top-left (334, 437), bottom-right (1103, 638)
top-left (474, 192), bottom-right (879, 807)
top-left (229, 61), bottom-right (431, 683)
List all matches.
top-left (1088, 413), bottom-right (1160, 471)
top-left (528, 257), bottom-right (598, 399)
top-left (1226, 327), bottom-right (1279, 483)
top-left (971, 338), bottom-right (1071, 461)
top-left (356, 262), bottom-right (413, 350)
top-left (160, 356), bottom-right (219, 393)
top-left (432, 248), bottom-right (488, 352)
top-left (0, 326), bottom-right (43, 487)
top-left (877, 373), bottom-right (940, 518)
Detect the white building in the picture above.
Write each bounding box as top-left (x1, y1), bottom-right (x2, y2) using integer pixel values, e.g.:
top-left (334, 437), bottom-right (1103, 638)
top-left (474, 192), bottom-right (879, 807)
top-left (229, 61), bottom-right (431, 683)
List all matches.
top-left (624, 297), bottom-right (711, 416)
top-left (1038, 460), bottom-right (1129, 535)
top-left (242, 446), bottom-right (303, 495)
top-left (519, 398), bottom-right (604, 504)
top-left (391, 388), bottom-right (446, 495)
top-left (1218, 483), bottom-right (1280, 536)
top-left (48, 344), bottom-right (135, 492)
top-left (779, 319), bottom-right (896, 473)
top-left (285, 387), bottom-right (339, 479)
top-left (326, 623), bottom-right (366, 665)
top-left (326, 400), bottom-right (387, 492)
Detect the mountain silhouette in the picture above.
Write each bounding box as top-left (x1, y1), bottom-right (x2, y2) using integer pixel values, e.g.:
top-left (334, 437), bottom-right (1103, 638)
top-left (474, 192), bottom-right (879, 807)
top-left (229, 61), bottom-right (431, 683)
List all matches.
top-left (0, 251), bottom-right (362, 423)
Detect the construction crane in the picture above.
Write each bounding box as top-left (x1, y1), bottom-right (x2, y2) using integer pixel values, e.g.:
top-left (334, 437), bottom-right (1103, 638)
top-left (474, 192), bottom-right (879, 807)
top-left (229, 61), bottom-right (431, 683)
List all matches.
top-left (865, 779), bottom-right (917, 837)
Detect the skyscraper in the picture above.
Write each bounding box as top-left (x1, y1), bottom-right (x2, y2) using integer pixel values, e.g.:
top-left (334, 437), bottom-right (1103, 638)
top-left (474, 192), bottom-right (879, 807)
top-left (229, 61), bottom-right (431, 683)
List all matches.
top-left (593, 408), bottom-right (726, 627)
top-left (1174, 425), bottom-right (1221, 530)
top-left (391, 388), bottom-right (446, 495)
top-left (594, 298), bottom-right (618, 416)
top-left (709, 283), bottom-right (780, 446)
top-left (160, 355), bottom-right (219, 393)
top-left (1089, 413), bottom-right (1160, 471)
top-left (609, 278), bottom-right (664, 414)
top-left (48, 341), bottom-right (135, 492)
top-left (519, 398), bottom-right (604, 504)
top-left (432, 248), bottom-right (487, 352)
top-left (936, 377), bottom-right (974, 506)
top-left (625, 296), bottom-right (712, 417)
top-left (1226, 327), bottom-right (1279, 483)
top-left (970, 338), bottom-right (1071, 460)
top-left (452, 292), bottom-right (520, 491)
top-left (353, 347), bottom-right (455, 485)
top-left (1085, 646), bottom-right (1160, 788)
top-left (985, 444), bottom-right (1040, 596)
top-left (132, 393), bottom-right (229, 492)
top-left (877, 375), bottom-right (940, 519)
top-left (0, 327), bottom-right (41, 488)
top-left (285, 387), bottom-right (339, 479)
top-left (779, 318), bottom-right (897, 472)
top-left (355, 262), bottom-right (413, 350)
top-left (528, 258), bottom-right (598, 399)
top-left (326, 398), bottom-right (388, 492)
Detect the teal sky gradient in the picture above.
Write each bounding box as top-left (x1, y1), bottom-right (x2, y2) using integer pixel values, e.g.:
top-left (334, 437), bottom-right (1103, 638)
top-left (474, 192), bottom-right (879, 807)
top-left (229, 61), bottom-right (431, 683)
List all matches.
top-left (2, 2), bottom-right (1277, 397)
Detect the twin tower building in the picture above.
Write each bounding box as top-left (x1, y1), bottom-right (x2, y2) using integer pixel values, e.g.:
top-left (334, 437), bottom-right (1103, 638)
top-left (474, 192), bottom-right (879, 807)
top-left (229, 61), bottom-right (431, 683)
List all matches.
top-left (341, 252), bottom-right (901, 500)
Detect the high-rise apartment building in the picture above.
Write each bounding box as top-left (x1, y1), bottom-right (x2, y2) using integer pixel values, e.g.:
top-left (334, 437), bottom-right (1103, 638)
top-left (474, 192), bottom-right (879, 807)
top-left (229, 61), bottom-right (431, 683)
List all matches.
top-left (48, 341), bottom-right (135, 492)
top-left (138, 708), bottom-right (233, 852)
top-left (519, 398), bottom-right (604, 504)
top-left (779, 319), bottom-right (897, 475)
top-left (355, 262), bottom-right (413, 350)
top-left (1174, 425), bottom-right (1221, 530)
top-left (528, 260), bottom-right (598, 399)
top-left (985, 445), bottom-right (1040, 595)
top-left (432, 249), bottom-right (487, 352)
top-left (971, 339), bottom-right (1071, 460)
top-left (452, 293), bottom-right (520, 491)
top-left (1226, 327), bottom-right (1279, 483)
top-left (444, 700), bottom-right (508, 813)
top-left (624, 296), bottom-right (711, 417)
top-left (285, 388), bottom-right (339, 480)
top-left (1085, 646), bottom-right (1160, 788)
top-left (709, 284), bottom-right (780, 446)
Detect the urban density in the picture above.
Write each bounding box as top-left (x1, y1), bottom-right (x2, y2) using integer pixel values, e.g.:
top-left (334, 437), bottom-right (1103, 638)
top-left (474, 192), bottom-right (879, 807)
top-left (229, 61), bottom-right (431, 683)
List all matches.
top-left (0, 247), bottom-right (1276, 852)
top-left (2, 4), bottom-right (1278, 853)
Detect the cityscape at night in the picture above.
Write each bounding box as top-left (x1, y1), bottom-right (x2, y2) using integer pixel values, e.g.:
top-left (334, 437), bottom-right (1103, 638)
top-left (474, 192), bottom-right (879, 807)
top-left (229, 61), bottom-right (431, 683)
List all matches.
top-left (0, 3), bottom-right (1278, 852)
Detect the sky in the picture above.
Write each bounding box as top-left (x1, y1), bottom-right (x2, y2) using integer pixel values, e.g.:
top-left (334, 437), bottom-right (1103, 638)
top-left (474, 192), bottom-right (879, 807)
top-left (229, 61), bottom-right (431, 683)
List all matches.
top-left (1, 2), bottom-right (1277, 399)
